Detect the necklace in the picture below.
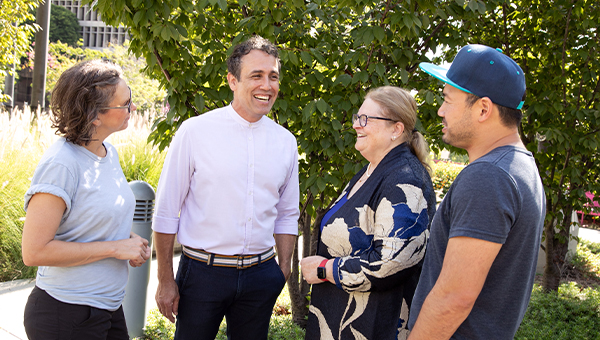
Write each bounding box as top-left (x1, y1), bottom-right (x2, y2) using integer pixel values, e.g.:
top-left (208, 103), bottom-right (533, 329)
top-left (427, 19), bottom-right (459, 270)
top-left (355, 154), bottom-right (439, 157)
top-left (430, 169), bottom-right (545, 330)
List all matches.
top-left (358, 163), bottom-right (373, 182)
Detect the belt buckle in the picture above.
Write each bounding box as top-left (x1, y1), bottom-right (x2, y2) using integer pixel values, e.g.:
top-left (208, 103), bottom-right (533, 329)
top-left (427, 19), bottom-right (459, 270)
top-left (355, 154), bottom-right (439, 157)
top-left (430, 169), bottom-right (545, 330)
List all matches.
top-left (236, 255), bottom-right (245, 269)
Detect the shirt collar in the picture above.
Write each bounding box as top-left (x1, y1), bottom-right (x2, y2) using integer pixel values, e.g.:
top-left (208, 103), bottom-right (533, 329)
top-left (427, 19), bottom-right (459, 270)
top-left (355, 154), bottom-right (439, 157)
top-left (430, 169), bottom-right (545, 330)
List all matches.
top-left (227, 104), bottom-right (265, 128)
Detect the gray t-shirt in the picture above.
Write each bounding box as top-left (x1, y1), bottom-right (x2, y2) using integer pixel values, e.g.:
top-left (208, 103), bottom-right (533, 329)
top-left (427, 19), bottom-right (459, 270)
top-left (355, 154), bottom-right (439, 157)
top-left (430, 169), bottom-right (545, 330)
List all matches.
top-left (24, 138), bottom-right (135, 311)
top-left (408, 145), bottom-right (545, 339)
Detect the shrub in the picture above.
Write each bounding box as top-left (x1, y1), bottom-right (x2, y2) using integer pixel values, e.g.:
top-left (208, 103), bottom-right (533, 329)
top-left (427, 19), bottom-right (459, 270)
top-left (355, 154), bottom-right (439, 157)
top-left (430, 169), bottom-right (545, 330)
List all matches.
top-left (570, 239), bottom-right (600, 282)
top-left (515, 283), bottom-right (600, 339)
top-left (431, 161), bottom-right (465, 198)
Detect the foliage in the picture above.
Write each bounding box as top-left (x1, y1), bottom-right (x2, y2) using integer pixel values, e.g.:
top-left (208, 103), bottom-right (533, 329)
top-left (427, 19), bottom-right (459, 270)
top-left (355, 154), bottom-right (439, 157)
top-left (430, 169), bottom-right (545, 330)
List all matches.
top-left (25, 41), bottom-right (167, 111)
top-left (49, 4), bottom-right (81, 46)
top-left (515, 282), bottom-right (600, 340)
top-left (109, 111), bottom-right (167, 189)
top-left (0, 108), bottom-right (52, 281)
top-left (0, 0), bottom-right (40, 102)
top-left (462, 0), bottom-right (600, 291)
top-left (570, 239), bottom-right (600, 282)
top-left (431, 160), bottom-right (464, 197)
top-left (87, 0), bottom-right (512, 324)
top-left (0, 107), bottom-right (158, 282)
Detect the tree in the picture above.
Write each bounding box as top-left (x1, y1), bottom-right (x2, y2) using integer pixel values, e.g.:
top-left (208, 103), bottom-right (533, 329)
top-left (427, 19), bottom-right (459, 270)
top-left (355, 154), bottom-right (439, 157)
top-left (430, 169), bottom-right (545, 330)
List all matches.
top-left (49, 4), bottom-right (81, 46)
top-left (0, 0), bottom-right (39, 103)
top-left (86, 0), bottom-right (517, 324)
top-left (458, 0), bottom-right (600, 292)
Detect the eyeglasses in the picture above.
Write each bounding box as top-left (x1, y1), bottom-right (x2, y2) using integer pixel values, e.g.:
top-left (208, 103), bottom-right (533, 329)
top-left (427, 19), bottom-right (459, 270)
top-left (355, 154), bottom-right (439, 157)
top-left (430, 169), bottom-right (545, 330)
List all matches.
top-left (100, 86), bottom-right (132, 113)
top-left (352, 113), bottom-right (395, 127)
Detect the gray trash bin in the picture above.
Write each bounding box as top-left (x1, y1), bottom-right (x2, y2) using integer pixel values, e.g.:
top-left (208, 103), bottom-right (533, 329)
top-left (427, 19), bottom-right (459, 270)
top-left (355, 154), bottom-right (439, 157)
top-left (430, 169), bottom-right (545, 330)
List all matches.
top-left (123, 180), bottom-right (155, 339)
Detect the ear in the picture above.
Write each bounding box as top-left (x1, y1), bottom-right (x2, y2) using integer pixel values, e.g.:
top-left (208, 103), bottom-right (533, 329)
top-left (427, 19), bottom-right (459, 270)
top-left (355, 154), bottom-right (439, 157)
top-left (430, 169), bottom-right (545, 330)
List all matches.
top-left (92, 117), bottom-right (101, 127)
top-left (227, 73), bottom-right (238, 91)
top-left (478, 97), bottom-right (494, 123)
top-left (394, 121), bottom-right (405, 137)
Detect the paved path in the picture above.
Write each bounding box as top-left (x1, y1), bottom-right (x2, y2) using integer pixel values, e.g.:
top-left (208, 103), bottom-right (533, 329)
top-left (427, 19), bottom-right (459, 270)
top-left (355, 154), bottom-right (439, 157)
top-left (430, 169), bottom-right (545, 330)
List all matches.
top-left (2, 229), bottom-right (600, 339)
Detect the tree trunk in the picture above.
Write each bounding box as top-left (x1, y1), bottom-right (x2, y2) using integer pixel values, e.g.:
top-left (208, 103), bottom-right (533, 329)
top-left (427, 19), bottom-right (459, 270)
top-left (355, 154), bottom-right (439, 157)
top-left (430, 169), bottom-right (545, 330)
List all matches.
top-left (289, 206), bottom-right (327, 328)
top-left (542, 205), bottom-right (572, 291)
top-left (289, 211), bottom-right (311, 328)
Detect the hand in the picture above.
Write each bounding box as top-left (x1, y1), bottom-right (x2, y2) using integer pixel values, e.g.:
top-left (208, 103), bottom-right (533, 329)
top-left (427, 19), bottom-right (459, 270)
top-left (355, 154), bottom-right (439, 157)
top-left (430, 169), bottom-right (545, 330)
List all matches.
top-left (156, 278), bottom-right (180, 323)
top-left (279, 263), bottom-right (291, 282)
top-left (300, 255), bottom-right (330, 284)
top-left (116, 233), bottom-right (151, 265)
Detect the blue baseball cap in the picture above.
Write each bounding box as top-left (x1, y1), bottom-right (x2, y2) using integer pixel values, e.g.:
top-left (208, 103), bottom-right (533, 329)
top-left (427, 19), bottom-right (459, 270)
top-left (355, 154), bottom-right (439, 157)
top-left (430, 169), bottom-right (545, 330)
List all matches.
top-left (420, 44), bottom-right (526, 110)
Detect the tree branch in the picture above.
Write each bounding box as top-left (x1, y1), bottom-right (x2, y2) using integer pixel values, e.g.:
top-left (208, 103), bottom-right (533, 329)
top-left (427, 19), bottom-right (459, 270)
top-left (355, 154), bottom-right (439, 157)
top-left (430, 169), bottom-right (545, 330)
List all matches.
top-left (408, 19), bottom-right (447, 73)
top-left (560, 0), bottom-right (576, 107)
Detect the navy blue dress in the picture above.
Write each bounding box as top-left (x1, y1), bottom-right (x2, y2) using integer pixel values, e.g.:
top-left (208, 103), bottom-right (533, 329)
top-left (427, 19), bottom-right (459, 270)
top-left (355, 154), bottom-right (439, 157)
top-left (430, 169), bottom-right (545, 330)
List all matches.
top-left (305, 143), bottom-right (436, 340)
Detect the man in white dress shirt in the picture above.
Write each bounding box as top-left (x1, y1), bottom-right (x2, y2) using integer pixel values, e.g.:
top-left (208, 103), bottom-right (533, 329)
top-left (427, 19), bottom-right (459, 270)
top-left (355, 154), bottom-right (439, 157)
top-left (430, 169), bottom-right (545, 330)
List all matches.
top-left (152, 35), bottom-right (299, 340)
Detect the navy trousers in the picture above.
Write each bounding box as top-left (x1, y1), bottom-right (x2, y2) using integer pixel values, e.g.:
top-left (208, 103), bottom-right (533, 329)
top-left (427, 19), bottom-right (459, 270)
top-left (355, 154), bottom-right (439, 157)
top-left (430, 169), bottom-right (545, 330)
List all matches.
top-left (174, 254), bottom-right (286, 340)
top-left (24, 286), bottom-right (128, 340)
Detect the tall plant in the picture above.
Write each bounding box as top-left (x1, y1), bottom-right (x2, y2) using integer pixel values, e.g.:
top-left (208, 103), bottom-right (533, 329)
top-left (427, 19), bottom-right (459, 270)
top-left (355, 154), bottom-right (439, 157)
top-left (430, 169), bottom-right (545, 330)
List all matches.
top-left (86, 0), bottom-right (506, 324)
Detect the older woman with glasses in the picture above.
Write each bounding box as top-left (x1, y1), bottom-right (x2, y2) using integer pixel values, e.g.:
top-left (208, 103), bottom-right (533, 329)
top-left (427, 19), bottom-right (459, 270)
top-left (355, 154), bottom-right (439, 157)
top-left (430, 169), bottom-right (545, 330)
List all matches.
top-left (21, 59), bottom-right (151, 340)
top-left (301, 86), bottom-right (436, 340)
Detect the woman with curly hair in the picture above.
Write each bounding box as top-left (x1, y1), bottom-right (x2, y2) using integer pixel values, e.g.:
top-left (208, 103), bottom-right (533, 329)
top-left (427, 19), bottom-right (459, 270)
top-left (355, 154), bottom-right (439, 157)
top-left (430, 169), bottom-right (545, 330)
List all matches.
top-left (22, 59), bottom-right (151, 340)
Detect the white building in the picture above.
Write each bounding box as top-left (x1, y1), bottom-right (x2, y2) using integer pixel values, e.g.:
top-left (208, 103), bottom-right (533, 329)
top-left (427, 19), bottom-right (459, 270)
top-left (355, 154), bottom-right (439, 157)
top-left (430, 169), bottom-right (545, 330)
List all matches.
top-left (51, 0), bottom-right (128, 49)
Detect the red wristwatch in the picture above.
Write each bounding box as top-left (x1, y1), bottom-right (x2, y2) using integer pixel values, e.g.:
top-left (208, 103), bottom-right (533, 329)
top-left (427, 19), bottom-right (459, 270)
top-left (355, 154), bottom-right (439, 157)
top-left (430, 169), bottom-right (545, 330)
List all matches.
top-left (317, 259), bottom-right (328, 281)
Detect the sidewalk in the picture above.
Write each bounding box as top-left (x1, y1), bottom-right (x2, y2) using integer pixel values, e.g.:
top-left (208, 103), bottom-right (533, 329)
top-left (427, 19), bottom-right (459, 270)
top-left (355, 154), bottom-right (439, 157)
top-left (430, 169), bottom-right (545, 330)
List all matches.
top-left (2, 229), bottom-right (600, 339)
top-left (0, 254), bottom-right (181, 340)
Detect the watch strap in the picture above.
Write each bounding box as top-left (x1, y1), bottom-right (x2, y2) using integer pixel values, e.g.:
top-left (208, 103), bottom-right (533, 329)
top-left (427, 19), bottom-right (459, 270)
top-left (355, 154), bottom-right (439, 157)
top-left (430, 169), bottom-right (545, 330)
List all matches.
top-left (318, 259), bottom-right (328, 281)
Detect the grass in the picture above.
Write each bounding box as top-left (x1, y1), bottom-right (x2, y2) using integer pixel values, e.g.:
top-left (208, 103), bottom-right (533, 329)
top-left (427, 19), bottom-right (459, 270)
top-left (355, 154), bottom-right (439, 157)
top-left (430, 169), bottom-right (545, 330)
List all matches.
top-left (0, 106), bottom-right (163, 281)
top-left (137, 285), bottom-right (305, 340)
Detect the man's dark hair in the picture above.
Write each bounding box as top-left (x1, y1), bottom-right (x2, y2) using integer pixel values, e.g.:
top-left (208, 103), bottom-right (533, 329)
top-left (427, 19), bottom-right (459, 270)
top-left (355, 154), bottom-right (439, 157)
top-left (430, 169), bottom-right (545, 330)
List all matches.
top-left (227, 35), bottom-right (280, 80)
top-left (465, 92), bottom-right (524, 128)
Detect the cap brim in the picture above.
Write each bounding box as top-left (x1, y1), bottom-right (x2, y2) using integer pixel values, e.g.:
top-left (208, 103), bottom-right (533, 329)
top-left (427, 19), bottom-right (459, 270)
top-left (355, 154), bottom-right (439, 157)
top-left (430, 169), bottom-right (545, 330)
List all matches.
top-left (419, 63), bottom-right (472, 94)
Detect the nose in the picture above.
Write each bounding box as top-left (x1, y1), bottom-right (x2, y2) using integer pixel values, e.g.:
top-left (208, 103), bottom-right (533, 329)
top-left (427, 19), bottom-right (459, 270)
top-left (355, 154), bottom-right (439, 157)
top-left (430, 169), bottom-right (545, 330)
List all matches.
top-left (259, 76), bottom-right (272, 89)
top-left (131, 102), bottom-right (137, 113)
top-left (437, 105), bottom-right (444, 117)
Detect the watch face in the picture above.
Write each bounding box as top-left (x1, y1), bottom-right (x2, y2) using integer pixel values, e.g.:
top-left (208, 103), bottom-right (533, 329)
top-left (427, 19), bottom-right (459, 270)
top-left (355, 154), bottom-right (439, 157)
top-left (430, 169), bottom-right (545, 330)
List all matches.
top-left (317, 266), bottom-right (326, 279)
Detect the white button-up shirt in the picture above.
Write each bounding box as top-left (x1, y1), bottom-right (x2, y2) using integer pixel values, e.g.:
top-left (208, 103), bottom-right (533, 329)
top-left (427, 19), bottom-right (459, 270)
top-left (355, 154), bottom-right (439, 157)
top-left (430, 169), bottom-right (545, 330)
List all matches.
top-left (152, 105), bottom-right (299, 255)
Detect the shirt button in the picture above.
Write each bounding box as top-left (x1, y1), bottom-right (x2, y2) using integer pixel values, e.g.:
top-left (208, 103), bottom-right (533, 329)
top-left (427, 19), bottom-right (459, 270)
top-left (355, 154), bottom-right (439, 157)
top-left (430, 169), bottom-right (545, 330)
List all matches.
top-left (248, 217), bottom-right (252, 222)
top-left (249, 191), bottom-right (253, 195)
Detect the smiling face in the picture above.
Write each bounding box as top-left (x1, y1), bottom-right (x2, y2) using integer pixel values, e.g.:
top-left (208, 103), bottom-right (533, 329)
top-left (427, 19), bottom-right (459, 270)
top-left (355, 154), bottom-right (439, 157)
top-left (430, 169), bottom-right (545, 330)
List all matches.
top-left (227, 49), bottom-right (280, 122)
top-left (94, 79), bottom-right (135, 138)
top-left (438, 84), bottom-right (477, 149)
top-left (353, 98), bottom-right (402, 165)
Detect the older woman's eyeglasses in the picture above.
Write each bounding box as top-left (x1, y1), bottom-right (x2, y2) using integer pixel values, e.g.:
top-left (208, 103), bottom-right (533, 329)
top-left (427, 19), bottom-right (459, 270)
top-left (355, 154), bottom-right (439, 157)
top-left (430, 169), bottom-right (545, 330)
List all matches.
top-left (352, 113), bottom-right (395, 127)
top-left (100, 87), bottom-right (132, 113)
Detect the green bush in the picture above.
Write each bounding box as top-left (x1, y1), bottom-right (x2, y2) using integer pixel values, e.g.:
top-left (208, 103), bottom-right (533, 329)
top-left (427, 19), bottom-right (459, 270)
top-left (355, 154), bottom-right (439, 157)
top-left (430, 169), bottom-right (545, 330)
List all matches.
top-left (570, 239), bottom-right (600, 282)
top-left (515, 283), bottom-right (600, 340)
top-left (0, 148), bottom-right (40, 281)
top-left (431, 161), bottom-right (465, 197)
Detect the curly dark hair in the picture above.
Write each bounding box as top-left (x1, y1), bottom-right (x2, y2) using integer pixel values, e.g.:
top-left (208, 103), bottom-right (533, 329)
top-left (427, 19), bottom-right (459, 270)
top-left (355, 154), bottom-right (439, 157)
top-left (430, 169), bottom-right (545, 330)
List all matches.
top-left (50, 59), bottom-right (123, 146)
top-left (227, 35), bottom-right (280, 80)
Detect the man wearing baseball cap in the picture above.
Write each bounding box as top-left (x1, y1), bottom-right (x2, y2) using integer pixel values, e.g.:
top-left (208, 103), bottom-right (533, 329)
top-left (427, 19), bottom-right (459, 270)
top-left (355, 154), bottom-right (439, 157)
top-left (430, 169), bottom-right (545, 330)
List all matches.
top-left (407, 44), bottom-right (546, 339)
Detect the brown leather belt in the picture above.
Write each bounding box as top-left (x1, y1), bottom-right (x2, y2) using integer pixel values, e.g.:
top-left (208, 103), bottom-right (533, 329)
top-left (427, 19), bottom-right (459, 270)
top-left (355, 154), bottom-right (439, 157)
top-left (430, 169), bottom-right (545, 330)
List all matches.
top-left (182, 246), bottom-right (275, 269)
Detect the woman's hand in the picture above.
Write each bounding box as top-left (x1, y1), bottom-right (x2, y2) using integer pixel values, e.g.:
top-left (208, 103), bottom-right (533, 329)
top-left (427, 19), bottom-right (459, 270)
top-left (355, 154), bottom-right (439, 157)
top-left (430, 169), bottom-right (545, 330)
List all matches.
top-left (124, 232), bottom-right (151, 267)
top-left (301, 255), bottom-right (335, 284)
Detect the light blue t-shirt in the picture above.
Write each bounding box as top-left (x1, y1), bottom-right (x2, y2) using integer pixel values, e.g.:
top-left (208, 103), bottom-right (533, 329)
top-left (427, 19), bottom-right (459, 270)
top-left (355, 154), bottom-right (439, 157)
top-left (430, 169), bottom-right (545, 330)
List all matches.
top-left (24, 137), bottom-right (135, 311)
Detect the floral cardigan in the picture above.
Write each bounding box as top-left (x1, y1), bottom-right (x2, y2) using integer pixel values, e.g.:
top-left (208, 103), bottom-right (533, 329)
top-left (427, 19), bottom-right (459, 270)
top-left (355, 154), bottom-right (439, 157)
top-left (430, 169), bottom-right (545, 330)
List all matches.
top-left (305, 143), bottom-right (436, 340)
